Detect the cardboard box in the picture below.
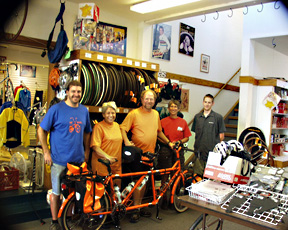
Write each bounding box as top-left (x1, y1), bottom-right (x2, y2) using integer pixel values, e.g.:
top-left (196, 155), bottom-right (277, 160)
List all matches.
top-left (203, 152), bottom-right (250, 184)
top-left (78, 3), bottom-right (99, 22)
top-left (273, 155), bottom-right (288, 168)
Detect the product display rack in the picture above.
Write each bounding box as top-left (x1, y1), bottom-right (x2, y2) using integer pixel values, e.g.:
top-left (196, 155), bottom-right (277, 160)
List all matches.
top-left (270, 83), bottom-right (288, 156)
top-left (47, 50), bottom-right (160, 113)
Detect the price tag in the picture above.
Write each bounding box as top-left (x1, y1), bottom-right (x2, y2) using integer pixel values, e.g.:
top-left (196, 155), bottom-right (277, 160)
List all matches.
top-left (98, 107), bottom-right (102, 112)
top-left (123, 109), bottom-right (129, 113)
top-left (142, 63), bottom-right (147, 68)
top-left (135, 61), bottom-right (140, 67)
top-left (97, 55), bottom-right (104, 60)
top-left (127, 60), bottom-right (132, 65)
top-left (85, 53), bottom-right (92, 58)
top-left (107, 56), bottom-right (113, 62)
top-left (151, 64), bottom-right (156, 69)
top-left (117, 58), bottom-right (123, 64)
top-left (116, 108), bottom-right (120, 113)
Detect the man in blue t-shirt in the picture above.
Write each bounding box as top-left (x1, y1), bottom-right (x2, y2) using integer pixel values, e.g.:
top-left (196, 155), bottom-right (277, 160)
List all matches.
top-left (38, 80), bottom-right (92, 230)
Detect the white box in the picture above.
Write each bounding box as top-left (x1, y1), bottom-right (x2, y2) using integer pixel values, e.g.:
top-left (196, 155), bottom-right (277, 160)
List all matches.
top-left (78, 3), bottom-right (99, 22)
top-left (203, 152), bottom-right (250, 184)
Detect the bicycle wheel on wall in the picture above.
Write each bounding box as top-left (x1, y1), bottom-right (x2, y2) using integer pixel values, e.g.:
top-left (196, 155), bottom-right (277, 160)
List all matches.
top-left (60, 194), bottom-right (110, 230)
top-left (173, 177), bottom-right (188, 213)
top-left (2, 0), bottom-right (28, 41)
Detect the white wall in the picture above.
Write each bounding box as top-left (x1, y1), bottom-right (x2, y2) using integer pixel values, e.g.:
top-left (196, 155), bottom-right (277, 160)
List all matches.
top-left (22, 0), bottom-right (139, 60)
top-left (241, 2), bottom-right (288, 76)
top-left (238, 2), bottom-right (288, 140)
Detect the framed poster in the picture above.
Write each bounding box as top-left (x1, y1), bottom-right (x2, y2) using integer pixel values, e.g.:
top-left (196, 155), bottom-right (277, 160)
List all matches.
top-left (200, 54), bottom-right (210, 73)
top-left (93, 21), bottom-right (127, 56)
top-left (20, 65), bottom-right (36, 78)
top-left (152, 23), bottom-right (171, 61)
top-left (179, 23), bottom-right (195, 57)
top-left (180, 89), bottom-right (189, 112)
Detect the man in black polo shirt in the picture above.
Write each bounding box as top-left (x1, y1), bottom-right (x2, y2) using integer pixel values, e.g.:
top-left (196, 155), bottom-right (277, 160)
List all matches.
top-left (191, 94), bottom-right (226, 175)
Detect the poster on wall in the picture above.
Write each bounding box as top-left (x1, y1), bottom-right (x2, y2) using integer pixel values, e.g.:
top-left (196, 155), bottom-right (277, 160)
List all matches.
top-left (74, 20), bottom-right (127, 56)
top-left (20, 65), bottom-right (36, 78)
top-left (95, 22), bottom-right (127, 56)
top-left (152, 23), bottom-right (171, 61)
top-left (200, 54), bottom-right (210, 73)
top-left (180, 89), bottom-right (189, 112)
top-left (179, 23), bottom-right (195, 57)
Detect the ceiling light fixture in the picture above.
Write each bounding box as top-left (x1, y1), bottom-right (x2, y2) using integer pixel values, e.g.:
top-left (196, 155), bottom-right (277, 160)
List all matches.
top-left (130, 0), bottom-right (201, 14)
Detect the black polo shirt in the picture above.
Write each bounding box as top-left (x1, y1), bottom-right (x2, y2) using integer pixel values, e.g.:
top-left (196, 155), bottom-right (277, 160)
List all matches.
top-left (191, 110), bottom-right (226, 161)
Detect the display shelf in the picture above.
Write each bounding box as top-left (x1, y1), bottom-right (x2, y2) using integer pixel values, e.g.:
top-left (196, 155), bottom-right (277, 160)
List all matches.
top-left (47, 50), bottom-right (160, 114)
top-left (69, 49), bottom-right (159, 72)
top-left (273, 113), bottom-right (288, 116)
top-left (86, 105), bottom-right (133, 113)
top-left (271, 142), bottom-right (288, 145)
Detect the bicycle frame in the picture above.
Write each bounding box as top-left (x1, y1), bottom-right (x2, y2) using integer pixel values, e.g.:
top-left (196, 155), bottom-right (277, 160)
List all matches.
top-left (58, 146), bottom-right (187, 220)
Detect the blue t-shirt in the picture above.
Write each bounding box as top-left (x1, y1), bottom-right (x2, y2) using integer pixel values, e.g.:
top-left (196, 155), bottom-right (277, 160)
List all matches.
top-left (40, 101), bottom-right (92, 166)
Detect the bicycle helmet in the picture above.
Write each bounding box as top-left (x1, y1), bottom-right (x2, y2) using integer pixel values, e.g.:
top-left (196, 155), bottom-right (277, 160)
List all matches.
top-left (213, 141), bottom-right (230, 165)
top-left (227, 140), bottom-right (244, 152)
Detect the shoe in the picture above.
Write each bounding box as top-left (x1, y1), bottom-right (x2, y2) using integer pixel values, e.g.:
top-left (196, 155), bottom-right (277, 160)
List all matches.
top-left (140, 208), bottom-right (152, 217)
top-left (49, 222), bottom-right (61, 230)
top-left (130, 211), bottom-right (140, 223)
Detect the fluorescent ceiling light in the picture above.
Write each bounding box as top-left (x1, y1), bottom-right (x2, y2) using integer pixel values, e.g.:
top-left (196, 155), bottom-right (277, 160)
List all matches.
top-left (130, 0), bottom-right (201, 14)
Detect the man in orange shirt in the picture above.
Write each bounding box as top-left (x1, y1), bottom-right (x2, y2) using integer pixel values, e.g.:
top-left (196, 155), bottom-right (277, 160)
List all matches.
top-left (120, 89), bottom-right (172, 223)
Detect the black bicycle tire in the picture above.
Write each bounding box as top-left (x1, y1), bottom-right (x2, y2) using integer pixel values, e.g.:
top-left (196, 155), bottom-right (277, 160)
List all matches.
top-left (3, 0), bottom-right (28, 41)
top-left (173, 176), bottom-right (188, 213)
top-left (60, 193), bottom-right (109, 230)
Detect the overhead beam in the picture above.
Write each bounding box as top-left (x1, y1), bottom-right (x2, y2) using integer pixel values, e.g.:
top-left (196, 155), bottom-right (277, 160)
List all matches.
top-left (0, 33), bottom-right (55, 50)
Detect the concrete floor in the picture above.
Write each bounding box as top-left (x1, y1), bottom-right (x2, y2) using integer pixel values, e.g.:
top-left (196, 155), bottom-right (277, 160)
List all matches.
top-left (8, 205), bottom-right (254, 230)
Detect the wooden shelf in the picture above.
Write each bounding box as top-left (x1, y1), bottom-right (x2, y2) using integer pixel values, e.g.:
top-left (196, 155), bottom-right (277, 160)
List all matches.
top-left (69, 49), bottom-right (160, 72)
top-left (86, 105), bottom-right (134, 114)
top-left (271, 142), bottom-right (288, 144)
top-left (272, 127), bottom-right (288, 130)
top-left (273, 113), bottom-right (288, 116)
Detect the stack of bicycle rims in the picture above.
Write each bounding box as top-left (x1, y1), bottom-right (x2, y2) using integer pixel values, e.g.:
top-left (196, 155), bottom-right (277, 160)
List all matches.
top-left (79, 61), bottom-right (159, 107)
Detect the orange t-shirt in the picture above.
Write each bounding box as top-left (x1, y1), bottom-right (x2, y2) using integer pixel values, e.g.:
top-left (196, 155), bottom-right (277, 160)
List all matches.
top-left (120, 107), bottom-right (162, 153)
top-left (90, 120), bottom-right (122, 175)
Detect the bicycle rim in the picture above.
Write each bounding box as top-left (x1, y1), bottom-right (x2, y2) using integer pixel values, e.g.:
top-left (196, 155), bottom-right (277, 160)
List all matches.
top-left (3, 0), bottom-right (28, 41)
top-left (61, 194), bottom-right (109, 230)
top-left (173, 178), bottom-right (188, 213)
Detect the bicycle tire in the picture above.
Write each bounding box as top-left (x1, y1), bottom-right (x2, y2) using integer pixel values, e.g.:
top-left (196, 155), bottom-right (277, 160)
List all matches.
top-left (3, 0), bottom-right (28, 41)
top-left (173, 177), bottom-right (188, 213)
top-left (60, 193), bottom-right (109, 230)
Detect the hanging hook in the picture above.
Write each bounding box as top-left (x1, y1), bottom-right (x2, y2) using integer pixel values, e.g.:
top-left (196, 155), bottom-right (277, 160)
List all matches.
top-left (228, 8), bottom-right (233, 17)
top-left (272, 38), bottom-right (276, 48)
top-left (201, 14), bottom-right (206, 22)
top-left (257, 2), bottom-right (263, 12)
top-left (274, 0), bottom-right (280, 9)
top-left (213, 11), bottom-right (219, 20)
top-left (243, 5), bottom-right (248, 15)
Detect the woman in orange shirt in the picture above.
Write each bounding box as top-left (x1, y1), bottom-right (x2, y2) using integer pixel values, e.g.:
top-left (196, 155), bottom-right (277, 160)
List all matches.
top-left (90, 101), bottom-right (122, 187)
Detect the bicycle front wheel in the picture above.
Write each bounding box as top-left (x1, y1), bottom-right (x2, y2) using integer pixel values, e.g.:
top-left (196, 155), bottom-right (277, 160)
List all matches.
top-left (173, 177), bottom-right (188, 213)
top-left (60, 193), bottom-right (109, 230)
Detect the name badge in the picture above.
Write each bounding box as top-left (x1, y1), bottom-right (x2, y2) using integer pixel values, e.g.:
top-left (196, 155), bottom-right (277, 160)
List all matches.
top-left (177, 126), bottom-right (183, 131)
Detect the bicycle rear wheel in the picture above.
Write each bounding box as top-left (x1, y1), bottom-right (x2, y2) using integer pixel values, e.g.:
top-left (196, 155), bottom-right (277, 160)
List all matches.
top-left (2, 0), bottom-right (28, 41)
top-left (60, 193), bottom-right (109, 230)
top-left (173, 177), bottom-right (188, 213)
